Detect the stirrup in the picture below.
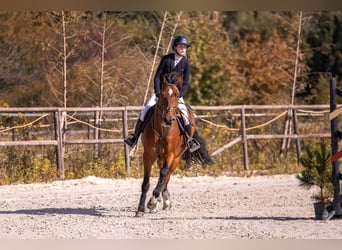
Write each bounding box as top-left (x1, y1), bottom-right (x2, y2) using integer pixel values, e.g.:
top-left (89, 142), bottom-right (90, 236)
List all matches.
top-left (187, 138), bottom-right (200, 153)
top-left (124, 134), bottom-right (137, 147)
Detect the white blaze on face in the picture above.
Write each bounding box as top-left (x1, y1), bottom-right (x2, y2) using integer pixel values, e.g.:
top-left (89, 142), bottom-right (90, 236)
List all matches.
top-left (168, 88), bottom-right (173, 96)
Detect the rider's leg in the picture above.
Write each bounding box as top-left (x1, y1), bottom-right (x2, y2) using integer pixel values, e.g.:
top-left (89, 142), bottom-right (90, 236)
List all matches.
top-left (124, 118), bottom-right (144, 147)
top-left (178, 98), bottom-right (200, 152)
top-left (124, 93), bottom-right (158, 147)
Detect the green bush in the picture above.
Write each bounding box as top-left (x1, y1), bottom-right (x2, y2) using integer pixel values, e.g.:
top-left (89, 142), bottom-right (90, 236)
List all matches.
top-left (296, 140), bottom-right (334, 203)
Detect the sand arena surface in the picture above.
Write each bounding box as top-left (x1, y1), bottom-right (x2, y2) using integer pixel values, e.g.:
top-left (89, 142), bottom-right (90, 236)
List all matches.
top-left (0, 174), bottom-right (341, 239)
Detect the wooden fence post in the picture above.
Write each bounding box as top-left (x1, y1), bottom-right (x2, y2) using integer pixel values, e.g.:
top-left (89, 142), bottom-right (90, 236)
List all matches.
top-left (280, 109), bottom-right (291, 157)
top-left (240, 107), bottom-right (249, 170)
top-left (122, 109), bottom-right (130, 173)
top-left (293, 108), bottom-right (301, 163)
top-left (94, 109), bottom-right (100, 159)
top-left (54, 109), bottom-right (65, 180)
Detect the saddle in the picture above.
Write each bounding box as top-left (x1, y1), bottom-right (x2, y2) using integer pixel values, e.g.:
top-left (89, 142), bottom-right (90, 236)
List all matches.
top-left (144, 104), bottom-right (194, 136)
top-left (175, 105), bottom-right (194, 134)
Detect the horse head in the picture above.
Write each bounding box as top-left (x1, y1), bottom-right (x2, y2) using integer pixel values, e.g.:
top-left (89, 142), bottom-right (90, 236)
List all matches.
top-left (158, 74), bottom-right (180, 126)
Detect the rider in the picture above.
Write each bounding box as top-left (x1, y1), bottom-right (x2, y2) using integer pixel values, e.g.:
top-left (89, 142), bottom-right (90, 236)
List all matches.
top-left (124, 35), bottom-right (200, 152)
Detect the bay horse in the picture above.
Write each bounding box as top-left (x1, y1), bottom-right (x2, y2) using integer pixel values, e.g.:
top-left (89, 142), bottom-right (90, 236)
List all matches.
top-left (135, 72), bottom-right (213, 217)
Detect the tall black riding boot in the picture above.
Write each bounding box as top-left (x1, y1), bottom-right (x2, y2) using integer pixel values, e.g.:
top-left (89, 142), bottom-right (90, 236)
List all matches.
top-left (124, 119), bottom-right (144, 147)
top-left (185, 124), bottom-right (200, 152)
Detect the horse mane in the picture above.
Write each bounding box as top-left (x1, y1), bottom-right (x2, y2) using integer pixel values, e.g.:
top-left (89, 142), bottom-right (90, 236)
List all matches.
top-left (162, 72), bottom-right (183, 90)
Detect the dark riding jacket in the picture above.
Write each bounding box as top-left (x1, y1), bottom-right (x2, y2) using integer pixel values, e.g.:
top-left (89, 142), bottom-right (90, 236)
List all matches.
top-left (154, 53), bottom-right (190, 98)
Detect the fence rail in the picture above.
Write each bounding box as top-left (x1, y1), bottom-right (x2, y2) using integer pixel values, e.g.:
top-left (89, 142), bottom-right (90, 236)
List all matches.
top-left (0, 105), bottom-right (332, 179)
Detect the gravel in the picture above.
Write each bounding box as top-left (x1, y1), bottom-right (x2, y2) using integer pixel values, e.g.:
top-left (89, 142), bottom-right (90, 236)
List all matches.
top-left (0, 174), bottom-right (341, 239)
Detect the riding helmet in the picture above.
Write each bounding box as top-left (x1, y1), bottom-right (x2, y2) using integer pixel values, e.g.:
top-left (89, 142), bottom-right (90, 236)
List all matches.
top-left (172, 36), bottom-right (191, 50)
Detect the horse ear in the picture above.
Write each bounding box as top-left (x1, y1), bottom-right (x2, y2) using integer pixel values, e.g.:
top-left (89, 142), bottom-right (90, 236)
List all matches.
top-left (161, 75), bottom-right (167, 84)
top-left (176, 75), bottom-right (183, 86)
top-left (175, 75), bottom-right (183, 90)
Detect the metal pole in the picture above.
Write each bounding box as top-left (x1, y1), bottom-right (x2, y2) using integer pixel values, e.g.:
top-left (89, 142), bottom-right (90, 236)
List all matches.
top-left (330, 77), bottom-right (341, 215)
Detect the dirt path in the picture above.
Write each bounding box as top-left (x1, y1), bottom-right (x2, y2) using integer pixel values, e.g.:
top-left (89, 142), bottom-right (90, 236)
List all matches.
top-left (0, 174), bottom-right (341, 239)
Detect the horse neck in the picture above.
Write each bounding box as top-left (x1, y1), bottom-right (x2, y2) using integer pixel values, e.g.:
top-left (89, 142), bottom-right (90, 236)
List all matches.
top-left (150, 103), bottom-right (185, 157)
top-left (154, 104), bottom-right (179, 136)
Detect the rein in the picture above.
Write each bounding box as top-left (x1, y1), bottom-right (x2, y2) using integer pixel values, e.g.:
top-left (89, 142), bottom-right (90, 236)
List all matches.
top-left (152, 84), bottom-right (186, 158)
top-left (156, 83), bottom-right (179, 127)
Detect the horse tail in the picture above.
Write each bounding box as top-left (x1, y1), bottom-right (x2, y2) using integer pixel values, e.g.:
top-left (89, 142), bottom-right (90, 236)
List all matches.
top-left (183, 130), bottom-right (214, 167)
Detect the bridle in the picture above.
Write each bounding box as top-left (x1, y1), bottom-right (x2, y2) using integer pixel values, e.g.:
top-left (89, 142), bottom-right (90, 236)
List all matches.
top-left (156, 83), bottom-right (179, 126)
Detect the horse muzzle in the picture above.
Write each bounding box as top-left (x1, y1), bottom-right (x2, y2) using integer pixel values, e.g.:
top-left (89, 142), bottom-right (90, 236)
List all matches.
top-left (162, 116), bottom-right (175, 126)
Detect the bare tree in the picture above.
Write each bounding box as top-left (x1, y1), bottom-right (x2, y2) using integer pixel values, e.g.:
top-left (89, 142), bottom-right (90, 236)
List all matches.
top-left (281, 11), bottom-right (305, 156)
top-left (44, 11), bottom-right (79, 107)
top-left (143, 11), bottom-right (183, 105)
top-left (290, 11), bottom-right (303, 106)
top-left (87, 12), bottom-right (131, 118)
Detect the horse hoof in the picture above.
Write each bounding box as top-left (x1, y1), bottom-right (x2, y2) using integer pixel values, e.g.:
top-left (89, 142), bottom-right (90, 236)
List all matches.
top-left (163, 200), bottom-right (172, 210)
top-left (147, 197), bottom-right (160, 212)
top-left (147, 197), bottom-right (156, 210)
top-left (135, 211), bottom-right (144, 217)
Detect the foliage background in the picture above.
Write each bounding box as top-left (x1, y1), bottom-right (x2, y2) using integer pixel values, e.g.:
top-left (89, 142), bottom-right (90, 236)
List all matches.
top-left (0, 11), bottom-right (341, 184)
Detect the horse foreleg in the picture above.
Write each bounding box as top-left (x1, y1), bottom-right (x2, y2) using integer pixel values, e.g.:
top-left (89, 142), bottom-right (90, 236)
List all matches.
top-left (162, 156), bottom-right (182, 210)
top-left (147, 154), bottom-right (173, 212)
top-left (136, 154), bottom-right (154, 217)
top-left (136, 175), bottom-right (150, 217)
top-left (147, 164), bottom-right (168, 213)
top-left (153, 164), bottom-right (169, 198)
top-left (162, 188), bottom-right (171, 210)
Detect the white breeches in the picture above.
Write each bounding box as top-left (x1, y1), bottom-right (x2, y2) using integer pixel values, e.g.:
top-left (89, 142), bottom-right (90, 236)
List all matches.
top-left (177, 98), bottom-right (189, 125)
top-left (139, 93), bottom-right (190, 125)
